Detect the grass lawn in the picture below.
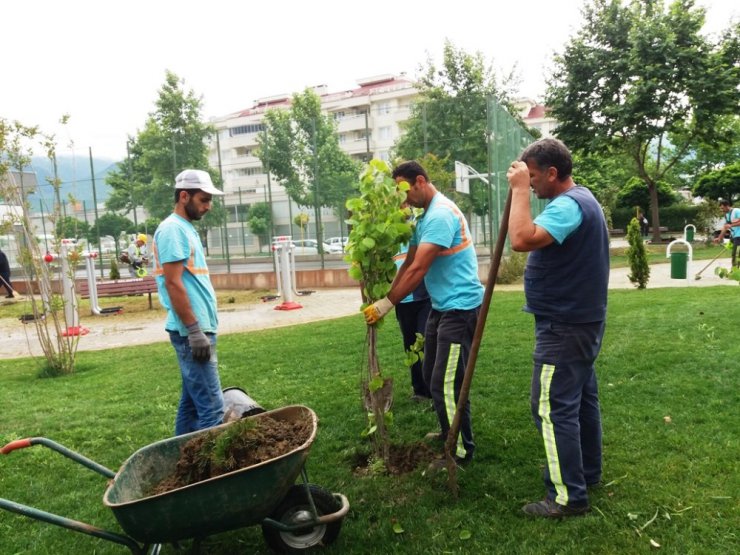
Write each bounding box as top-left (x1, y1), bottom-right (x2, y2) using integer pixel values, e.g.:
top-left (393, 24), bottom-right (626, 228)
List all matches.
top-left (1, 287), bottom-right (738, 554)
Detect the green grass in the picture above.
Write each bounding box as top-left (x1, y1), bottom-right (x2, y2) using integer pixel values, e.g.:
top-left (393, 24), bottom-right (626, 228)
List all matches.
top-left (609, 242), bottom-right (729, 269)
top-left (1, 288), bottom-right (738, 554)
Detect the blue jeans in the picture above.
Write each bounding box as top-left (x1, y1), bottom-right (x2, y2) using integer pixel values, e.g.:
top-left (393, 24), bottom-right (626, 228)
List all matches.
top-left (168, 331), bottom-right (225, 436)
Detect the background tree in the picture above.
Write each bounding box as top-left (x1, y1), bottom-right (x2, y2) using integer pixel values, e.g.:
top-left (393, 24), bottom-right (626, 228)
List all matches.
top-left (674, 115), bottom-right (740, 191)
top-left (547, 0), bottom-right (740, 242)
top-left (54, 216), bottom-right (90, 240)
top-left (692, 162), bottom-right (740, 203)
top-left (617, 177), bottom-right (678, 209)
top-left (393, 40), bottom-right (520, 239)
top-left (246, 202), bottom-right (271, 252)
top-left (257, 89), bottom-right (360, 247)
top-left (105, 70), bottom-right (224, 241)
top-left (95, 212), bottom-right (134, 240)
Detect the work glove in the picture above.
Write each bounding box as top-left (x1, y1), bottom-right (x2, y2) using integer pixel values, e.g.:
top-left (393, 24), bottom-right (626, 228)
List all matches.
top-left (363, 297), bottom-right (394, 325)
top-left (186, 322), bottom-right (212, 362)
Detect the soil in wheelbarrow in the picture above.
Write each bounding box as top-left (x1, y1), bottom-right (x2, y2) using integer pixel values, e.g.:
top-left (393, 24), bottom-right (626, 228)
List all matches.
top-left (149, 415), bottom-right (312, 496)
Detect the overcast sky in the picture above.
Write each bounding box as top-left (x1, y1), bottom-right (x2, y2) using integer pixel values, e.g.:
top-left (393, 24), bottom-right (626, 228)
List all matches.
top-left (2, 0), bottom-right (736, 161)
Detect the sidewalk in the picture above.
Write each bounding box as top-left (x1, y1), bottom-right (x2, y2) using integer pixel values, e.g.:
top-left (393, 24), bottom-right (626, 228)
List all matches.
top-left (0, 257), bottom-right (735, 360)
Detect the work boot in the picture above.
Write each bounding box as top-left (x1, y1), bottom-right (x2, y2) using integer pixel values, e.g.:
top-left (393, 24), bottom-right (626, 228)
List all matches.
top-left (522, 498), bottom-right (589, 518)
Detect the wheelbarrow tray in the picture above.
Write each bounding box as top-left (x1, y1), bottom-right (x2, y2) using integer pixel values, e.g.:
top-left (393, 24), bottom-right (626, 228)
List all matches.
top-left (103, 405), bottom-right (317, 544)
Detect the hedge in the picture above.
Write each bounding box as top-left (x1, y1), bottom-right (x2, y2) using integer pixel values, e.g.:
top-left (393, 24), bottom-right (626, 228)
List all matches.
top-left (611, 205), bottom-right (700, 231)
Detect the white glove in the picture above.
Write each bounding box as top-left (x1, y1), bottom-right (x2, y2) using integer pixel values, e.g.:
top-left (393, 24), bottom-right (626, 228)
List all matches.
top-left (363, 297), bottom-right (394, 325)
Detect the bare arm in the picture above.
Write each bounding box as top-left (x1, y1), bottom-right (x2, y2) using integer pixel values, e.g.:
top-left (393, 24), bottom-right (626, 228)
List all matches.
top-left (162, 261), bottom-right (196, 326)
top-left (506, 161), bottom-right (555, 252)
top-left (387, 242), bottom-right (441, 305)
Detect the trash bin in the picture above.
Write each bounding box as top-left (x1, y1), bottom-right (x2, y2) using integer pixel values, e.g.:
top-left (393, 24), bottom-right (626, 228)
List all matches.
top-left (685, 227), bottom-right (695, 242)
top-left (670, 252), bottom-right (688, 279)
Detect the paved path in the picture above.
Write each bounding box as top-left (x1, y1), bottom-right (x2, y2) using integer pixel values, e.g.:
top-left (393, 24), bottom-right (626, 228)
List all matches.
top-left (0, 257), bottom-right (735, 360)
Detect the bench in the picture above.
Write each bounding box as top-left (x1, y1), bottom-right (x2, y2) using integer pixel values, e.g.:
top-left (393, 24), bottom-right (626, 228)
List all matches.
top-left (78, 276), bottom-right (158, 309)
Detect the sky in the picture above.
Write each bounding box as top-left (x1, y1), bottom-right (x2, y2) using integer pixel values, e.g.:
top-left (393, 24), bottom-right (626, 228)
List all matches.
top-left (2, 0), bottom-right (737, 161)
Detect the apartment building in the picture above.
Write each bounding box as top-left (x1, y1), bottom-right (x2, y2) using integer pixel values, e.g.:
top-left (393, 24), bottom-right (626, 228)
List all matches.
top-left (207, 74), bottom-right (417, 254)
top-left (207, 75), bottom-right (556, 255)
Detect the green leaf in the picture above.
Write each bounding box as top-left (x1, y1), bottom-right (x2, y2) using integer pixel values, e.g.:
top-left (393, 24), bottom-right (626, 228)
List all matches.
top-left (361, 236), bottom-right (376, 249)
top-left (459, 530), bottom-right (472, 540)
top-left (369, 375), bottom-right (385, 393)
top-left (392, 521), bottom-right (405, 534)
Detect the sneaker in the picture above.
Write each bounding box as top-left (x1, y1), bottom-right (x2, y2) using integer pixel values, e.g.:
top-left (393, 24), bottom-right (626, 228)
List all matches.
top-left (522, 498), bottom-right (589, 518)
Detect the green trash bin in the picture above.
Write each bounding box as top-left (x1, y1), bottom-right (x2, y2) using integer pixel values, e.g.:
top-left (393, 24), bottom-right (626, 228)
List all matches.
top-left (670, 252), bottom-right (688, 279)
top-left (685, 227), bottom-right (695, 242)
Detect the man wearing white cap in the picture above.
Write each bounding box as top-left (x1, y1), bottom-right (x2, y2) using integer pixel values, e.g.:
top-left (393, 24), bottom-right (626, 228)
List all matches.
top-left (153, 169), bottom-right (226, 435)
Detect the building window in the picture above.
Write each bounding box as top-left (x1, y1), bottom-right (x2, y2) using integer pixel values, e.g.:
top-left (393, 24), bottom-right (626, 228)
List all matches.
top-left (230, 166), bottom-right (264, 177)
top-left (333, 111), bottom-right (345, 121)
top-left (229, 124), bottom-right (265, 136)
top-left (378, 126), bottom-right (392, 141)
top-left (376, 102), bottom-right (392, 115)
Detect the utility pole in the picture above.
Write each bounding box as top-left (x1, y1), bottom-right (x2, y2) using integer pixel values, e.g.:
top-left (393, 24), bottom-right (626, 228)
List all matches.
top-left (311, 118), bottom-right (325, 269)
top-left (215, 133), bottom-right (231, 272)
top-left (89, 147), bottom-right (103, 278)
top-left (126, 140), bottom-right (138, 228)
top-left (486, 97), bottom-right (496, 254)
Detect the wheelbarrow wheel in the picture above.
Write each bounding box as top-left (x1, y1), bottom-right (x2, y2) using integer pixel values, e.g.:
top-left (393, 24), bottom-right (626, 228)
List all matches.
top-left (262, 484), bottom-right (343, 552)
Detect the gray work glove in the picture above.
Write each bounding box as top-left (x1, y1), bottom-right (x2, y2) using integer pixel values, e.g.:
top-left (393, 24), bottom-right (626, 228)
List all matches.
top-left (186, 322), bottom-right (211, 362)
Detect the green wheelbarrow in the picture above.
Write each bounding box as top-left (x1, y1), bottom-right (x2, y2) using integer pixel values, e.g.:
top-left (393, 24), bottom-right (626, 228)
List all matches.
top-left (1, 405), bottom-right (349, 554)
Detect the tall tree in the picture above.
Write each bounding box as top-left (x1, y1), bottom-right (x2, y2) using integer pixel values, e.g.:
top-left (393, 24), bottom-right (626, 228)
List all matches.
top-left (547, 0), bottom-right (740, 241)
top-left (246, 202), bottom-right (271, 252)
top-left (393, 40), bottom-right (521, 225)
top-left (105, 71), bottom-right (224, 238)
top-left (693, 162), bottom-right (740, 202)
top-left (257, 89), bottom-right (360, 247)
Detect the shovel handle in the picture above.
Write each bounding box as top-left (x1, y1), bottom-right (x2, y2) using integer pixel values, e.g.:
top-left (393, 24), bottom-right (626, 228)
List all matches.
top-left (445, 190), bottom-right (513, 456)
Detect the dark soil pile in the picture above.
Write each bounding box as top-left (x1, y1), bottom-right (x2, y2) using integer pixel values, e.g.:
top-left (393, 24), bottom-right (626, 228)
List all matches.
top-left (150, 414), bottom-right (312, 496)
top-left (352, 442), bottom-right (438, 475)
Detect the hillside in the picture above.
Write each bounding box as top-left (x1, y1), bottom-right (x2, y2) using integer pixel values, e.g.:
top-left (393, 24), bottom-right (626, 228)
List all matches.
top-left (25, 154), bottom-right (119, 211)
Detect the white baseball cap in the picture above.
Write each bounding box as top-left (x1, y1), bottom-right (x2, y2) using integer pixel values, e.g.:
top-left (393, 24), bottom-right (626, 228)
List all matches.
top-left (175, 169), bottom-right (225, 196)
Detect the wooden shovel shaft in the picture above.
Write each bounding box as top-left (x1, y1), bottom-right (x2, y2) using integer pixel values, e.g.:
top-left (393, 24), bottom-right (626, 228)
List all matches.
top-left (445, 190), bottom-right (513, 458)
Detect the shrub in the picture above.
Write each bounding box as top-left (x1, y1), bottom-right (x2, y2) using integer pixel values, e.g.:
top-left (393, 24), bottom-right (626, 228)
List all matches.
top-left (626, 218), bottom-right (650, 289)
top-left (496, 252), bottom-right (527, 284)
top-left (109, 257), bottom-right (120, 280)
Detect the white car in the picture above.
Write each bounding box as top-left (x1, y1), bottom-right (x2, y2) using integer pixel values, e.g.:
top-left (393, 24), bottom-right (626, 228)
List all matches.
top-left (325, 236), bottom-right (349, 253)
top-left (291, 239), bottom-right (332, 255)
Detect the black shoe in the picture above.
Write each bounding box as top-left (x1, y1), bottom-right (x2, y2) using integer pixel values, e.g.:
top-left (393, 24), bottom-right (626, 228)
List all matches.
top-left (5, 294), bottom-right (14, 298)
top-left (522, 498), bottom-right (589, 518)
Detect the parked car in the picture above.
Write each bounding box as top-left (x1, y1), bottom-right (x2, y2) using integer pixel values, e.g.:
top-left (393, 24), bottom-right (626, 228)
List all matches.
top-left (291, 239), bottom-right (332, 255)
top-left (325, 236), bottom-right (349, 253)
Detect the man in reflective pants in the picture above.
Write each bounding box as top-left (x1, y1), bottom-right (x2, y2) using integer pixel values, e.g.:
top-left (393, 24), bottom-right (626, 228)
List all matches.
top-left (364, 160), bottom-right (484, 466)
top-left (507, 138), bottom-right (609, 518)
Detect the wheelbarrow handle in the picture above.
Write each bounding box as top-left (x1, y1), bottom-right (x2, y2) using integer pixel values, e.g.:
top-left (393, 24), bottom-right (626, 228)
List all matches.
top-left (1, 438), bottom-right (33, 455)
top-left (316, 493), bottom-right (350, 525)
top-left (1, 437), bottom-right (115, 478)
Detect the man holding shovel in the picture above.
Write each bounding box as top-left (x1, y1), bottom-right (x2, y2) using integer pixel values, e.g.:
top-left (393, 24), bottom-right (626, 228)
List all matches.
top-left (714, 199), bottom-right (740, 267)
top-left (507, 138), bottom-right (609, 518)
top-left (364, 161), bottom-right (483, 467)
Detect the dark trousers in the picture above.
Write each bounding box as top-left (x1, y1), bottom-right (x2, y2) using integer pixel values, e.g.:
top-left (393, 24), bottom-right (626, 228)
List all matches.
top-left (531, 317), bottom-right (605, 508)
top-left (0, 272), bottom-right (12, 296)
top-left (395, 299), bottom-right (432, 397)
top-left (423, 307), bottom-right (479, 460)
top-left (732, 237), bottom-right (740, 267)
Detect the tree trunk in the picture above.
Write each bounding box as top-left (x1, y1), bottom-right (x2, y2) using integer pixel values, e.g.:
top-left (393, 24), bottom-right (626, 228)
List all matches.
top-left (648, 183), bottom-right (661, 243)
